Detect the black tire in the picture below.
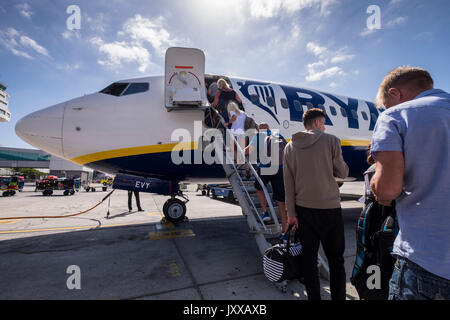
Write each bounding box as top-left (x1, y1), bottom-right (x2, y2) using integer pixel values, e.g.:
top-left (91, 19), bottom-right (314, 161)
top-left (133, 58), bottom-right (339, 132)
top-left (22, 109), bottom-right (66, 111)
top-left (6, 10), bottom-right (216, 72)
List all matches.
top-left (103, 187), bottom-right (107, 191)
top-left (70, 190), bottom-right (75, 195)
top-left (201, 190), bottom-right (206, 196)
top-left (163, 198), bottom-right (187, 223)
top-left (63, 190), bottom-right (69, 196)
top-left (211, 190), bottom-right (217, 199)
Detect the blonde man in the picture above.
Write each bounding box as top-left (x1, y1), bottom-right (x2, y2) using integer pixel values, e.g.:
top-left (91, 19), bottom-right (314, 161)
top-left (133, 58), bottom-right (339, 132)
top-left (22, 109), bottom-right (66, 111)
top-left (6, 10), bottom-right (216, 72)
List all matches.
top-left (370, 66), bottom-right (450, 300)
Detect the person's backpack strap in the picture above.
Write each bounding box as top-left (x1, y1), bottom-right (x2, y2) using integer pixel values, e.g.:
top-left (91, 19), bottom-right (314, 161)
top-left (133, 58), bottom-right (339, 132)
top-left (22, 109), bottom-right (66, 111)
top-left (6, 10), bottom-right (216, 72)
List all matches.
top-left (364, 172), bottom-right (371, 197)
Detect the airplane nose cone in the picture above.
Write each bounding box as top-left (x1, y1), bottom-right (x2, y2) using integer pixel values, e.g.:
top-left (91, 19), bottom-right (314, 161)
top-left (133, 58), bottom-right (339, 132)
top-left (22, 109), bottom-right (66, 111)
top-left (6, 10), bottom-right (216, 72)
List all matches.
top-left (15, 102), bottom-right (66, 157)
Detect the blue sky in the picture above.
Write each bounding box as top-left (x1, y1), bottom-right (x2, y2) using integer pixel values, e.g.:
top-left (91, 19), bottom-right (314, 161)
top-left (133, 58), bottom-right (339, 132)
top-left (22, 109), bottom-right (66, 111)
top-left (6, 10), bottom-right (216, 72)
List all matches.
top-left (1, 0), bottom-right (449, 149)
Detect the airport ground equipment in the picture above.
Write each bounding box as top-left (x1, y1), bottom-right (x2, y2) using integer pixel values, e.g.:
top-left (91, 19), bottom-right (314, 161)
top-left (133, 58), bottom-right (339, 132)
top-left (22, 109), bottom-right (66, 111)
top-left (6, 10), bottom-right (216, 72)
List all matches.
top-left (112, 174), bottom-right (189, 222)
top-left (209, 184), bottom-right (237, 202)
top-left (84, 182), bottom-right (109, 192)
top-left (36, 177), bottom-right (77, 196)
top-left (0, 176), bottom-right (22, 197)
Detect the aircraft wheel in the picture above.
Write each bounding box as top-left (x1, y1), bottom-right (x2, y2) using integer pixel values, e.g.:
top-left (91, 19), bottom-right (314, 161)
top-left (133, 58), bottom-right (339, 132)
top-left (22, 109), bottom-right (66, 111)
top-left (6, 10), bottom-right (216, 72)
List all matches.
top-left (163, 198), bottom-right (186, 223)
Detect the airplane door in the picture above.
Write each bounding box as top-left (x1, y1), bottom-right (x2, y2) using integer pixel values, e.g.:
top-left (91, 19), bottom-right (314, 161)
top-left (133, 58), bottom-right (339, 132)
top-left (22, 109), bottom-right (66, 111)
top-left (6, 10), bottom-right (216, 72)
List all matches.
top-left (165, 47), bottom-right (207, 109)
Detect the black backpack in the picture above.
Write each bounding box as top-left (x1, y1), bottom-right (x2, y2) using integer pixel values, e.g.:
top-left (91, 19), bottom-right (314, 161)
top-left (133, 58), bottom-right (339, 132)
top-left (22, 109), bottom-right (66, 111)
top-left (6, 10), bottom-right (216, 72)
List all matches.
top-left (350, 194), bottom-right (399, 300)
top-left (263, 132), bottom-right (288, 168)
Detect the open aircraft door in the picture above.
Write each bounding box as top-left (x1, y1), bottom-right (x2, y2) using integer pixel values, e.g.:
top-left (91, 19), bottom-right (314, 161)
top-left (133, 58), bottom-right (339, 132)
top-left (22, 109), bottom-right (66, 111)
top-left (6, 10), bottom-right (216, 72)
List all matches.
top-left (165, 47), bottom-right (207, 110)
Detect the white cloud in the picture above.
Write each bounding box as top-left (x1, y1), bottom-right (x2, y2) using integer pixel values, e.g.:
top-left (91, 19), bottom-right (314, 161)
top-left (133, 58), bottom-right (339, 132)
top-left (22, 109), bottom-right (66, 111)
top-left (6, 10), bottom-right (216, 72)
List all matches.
top-left (91, 14), bottom-right (182, 73)
top-left (306, 42), bottom-right (327, 57)
top-left (389, 0), bottom-right (404, 6)
top-left (121, 15), bottom-right (180, 56)
top-left (330, 54), bottom-right (355, 63)
top-left (90, 37), bottom-right (151, 73)
top-left (0, 28), bottom-right (50, 59)
top-left (360, 28), bottom-right (377, 37)
top-left (62, 30), bottom-right (81, 40)
top-left (306, 66), bottom-right (344, 82)
top-left (304, 42), bottom-right (355, 82)
top-left (16, 3), bottom-right (33, 20)
top-left (248, 0), bottom-right (337, 18)
top-left (19, 35), bottom-right (50, 57)
top-left (385, 16), bottom-right (406, 28)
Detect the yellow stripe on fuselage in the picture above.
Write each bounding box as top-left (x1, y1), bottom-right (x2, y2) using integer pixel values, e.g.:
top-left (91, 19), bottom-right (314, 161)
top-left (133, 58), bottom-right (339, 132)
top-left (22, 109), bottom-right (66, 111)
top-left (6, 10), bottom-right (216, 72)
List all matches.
top-left (70, 141), bottom-right (198, 165)
top-left (70, 139), bottom-right (370, 165)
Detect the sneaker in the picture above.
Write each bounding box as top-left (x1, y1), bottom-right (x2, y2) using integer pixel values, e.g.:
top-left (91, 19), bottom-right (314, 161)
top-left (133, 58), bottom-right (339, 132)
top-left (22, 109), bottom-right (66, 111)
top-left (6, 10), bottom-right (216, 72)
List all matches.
top-left (261, 211), bottom-right (272, 222)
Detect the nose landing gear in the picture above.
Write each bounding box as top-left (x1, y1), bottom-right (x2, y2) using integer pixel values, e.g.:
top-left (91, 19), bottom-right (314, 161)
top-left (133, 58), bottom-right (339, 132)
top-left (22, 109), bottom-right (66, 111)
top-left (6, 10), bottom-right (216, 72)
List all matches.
top-left (163, 196), bottom-right (188, 223)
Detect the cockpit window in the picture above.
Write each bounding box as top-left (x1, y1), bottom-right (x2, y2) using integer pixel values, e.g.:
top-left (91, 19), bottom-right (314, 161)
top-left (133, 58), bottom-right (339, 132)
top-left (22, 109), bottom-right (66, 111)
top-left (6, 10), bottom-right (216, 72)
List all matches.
top-left (122, 83), bottom-right (149, 96)
top-left (100, 83), bottom-right (129, 96)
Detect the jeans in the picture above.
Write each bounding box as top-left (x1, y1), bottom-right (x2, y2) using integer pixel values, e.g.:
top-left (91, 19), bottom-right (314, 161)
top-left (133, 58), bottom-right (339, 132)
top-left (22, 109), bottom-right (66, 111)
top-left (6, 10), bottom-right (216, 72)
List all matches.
top-left (296, 205), bottom-right (346, 300)
top-left (389, 256), bottom-right (450, 300)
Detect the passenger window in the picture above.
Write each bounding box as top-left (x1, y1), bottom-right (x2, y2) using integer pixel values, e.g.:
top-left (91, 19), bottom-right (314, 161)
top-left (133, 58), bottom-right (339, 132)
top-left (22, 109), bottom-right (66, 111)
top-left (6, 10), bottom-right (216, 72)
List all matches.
top-left (250, 94), bottom-right (260, 104)
top-left (280, 98), bottom-right (289, 109)
top-left (122, 83), bottom-right (149, 96)
top-left (267, 96), bottom-right (275, 107)
top-left (361, 111), bottom-right (368, 120)
top-left (100, 83), bottom-right (129, 96)
top-left (340, 108), bottom-right (347, 117)
top-left (329, 106), bottom-right (337, 116)
top-left (306, 102), bottom-right (313, 110)
top-left (294, 100), bottom-right (302, 112)
top-left (351, 110), bottom-right (358, 119)
top-left (317, 104), bottom-right (325, 111)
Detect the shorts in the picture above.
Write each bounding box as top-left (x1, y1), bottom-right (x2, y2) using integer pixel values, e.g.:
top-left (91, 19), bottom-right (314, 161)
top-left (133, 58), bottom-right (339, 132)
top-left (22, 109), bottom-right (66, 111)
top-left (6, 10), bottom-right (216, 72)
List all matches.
top-left (254, 167), bottom-right (285, 202)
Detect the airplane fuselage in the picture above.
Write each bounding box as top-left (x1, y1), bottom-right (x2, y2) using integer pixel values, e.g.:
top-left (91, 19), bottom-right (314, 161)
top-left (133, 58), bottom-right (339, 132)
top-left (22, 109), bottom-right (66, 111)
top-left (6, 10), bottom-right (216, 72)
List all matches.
top-left (16, 75), bottom-right (380, 182)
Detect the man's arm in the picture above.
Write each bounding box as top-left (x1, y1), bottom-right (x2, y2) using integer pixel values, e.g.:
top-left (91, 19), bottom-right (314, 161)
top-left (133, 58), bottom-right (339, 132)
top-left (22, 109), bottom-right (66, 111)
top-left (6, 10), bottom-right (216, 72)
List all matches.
top-left (370, 151), bottom-right (404, 206)
top-left (283, 146), bottom-right (298, 229)
top-left (333, 137), bottom-right (349, 178)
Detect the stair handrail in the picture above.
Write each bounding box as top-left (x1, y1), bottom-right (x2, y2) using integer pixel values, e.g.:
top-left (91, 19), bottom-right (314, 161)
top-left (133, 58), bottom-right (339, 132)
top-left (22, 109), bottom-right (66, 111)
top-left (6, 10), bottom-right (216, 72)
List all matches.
top-left (211, 108), bottom-right (280, 231)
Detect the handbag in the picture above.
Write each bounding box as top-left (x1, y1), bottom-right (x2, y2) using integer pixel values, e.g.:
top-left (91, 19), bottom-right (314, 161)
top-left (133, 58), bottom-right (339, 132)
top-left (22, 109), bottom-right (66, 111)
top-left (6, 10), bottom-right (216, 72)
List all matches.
top-left (263, 225), bottom-right (304, 283)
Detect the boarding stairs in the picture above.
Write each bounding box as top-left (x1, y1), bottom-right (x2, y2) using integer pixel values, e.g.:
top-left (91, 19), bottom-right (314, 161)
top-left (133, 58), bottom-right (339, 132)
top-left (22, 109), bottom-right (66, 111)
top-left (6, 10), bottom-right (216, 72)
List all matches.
top-left (209, 109), bottom-right (330, 286)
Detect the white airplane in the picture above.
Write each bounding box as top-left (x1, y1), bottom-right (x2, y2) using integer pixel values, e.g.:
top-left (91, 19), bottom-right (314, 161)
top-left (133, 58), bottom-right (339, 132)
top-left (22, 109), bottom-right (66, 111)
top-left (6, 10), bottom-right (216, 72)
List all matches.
top-left (15, 47), bottom-right (381, 220)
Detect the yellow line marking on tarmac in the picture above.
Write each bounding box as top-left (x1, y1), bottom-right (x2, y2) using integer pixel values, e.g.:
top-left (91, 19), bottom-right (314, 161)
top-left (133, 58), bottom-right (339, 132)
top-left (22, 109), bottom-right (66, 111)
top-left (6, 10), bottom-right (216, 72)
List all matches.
top-left (147, 211), bottom-right (163, 217)
top-left (0, 219), bottom-right (22, 225)
top-left (148, 229), bottom-right (195, 240)
top-left (168, 260), bottom-right (181, 278)
top-left (0, 222), bottom-right (145, 235)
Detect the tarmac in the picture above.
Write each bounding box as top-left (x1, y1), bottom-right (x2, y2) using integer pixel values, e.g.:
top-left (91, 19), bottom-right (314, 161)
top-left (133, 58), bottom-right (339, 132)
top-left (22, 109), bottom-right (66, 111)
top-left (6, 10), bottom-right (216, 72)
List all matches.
top-left (0, 182), bottom-right (365, 300)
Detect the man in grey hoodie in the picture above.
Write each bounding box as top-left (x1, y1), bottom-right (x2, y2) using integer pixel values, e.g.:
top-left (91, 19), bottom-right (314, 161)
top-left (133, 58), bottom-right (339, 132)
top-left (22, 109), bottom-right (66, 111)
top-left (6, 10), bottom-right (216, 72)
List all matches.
top-left (284, 108), bottom-right (349, 300)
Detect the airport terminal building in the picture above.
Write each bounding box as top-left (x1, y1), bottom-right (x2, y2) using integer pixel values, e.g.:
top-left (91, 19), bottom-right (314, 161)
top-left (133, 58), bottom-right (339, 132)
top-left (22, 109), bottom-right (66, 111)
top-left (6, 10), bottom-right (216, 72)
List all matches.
top-left (0, 147), bottom-right (93, 181)
top-left (0, 81), bottom-right (11, 122)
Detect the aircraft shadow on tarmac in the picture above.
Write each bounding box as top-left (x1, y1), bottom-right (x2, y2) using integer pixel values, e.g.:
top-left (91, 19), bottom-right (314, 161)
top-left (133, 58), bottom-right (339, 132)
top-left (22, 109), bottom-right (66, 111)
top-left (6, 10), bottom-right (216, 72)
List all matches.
top-left (0, 209), bottom-right (361, 300)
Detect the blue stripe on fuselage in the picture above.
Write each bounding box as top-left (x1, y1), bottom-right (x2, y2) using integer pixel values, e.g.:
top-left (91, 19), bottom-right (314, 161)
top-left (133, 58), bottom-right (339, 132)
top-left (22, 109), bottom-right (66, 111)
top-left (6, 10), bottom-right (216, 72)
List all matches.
top-left (85, 146), bottom-right (369, 181)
